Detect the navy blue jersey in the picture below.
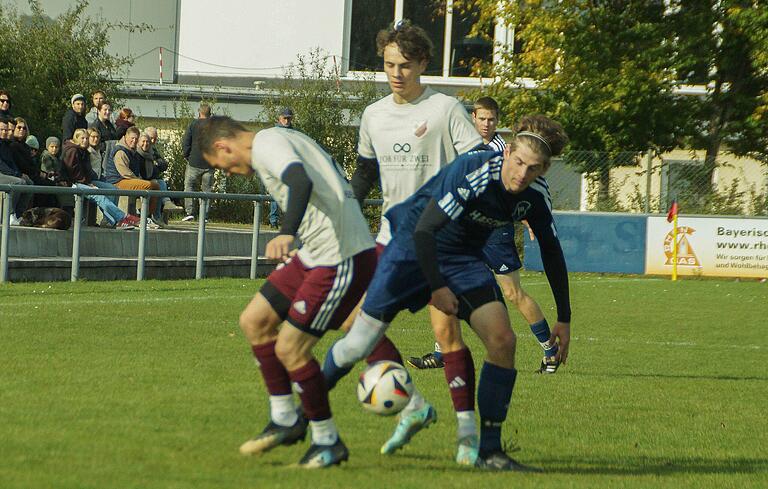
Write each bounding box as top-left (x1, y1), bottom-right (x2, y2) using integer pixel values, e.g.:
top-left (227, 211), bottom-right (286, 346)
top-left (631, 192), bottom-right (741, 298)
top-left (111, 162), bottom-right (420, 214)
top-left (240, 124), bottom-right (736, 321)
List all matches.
top-left (387, 150), bottom-right (557, 256)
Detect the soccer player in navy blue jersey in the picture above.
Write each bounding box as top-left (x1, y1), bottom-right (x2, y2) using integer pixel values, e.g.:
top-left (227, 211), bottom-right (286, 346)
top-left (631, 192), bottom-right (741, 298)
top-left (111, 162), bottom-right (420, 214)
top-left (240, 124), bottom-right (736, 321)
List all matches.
top-left (324, 114), bottom-right (571, 470)
top-left (410, 96), bottom-right (564, 374)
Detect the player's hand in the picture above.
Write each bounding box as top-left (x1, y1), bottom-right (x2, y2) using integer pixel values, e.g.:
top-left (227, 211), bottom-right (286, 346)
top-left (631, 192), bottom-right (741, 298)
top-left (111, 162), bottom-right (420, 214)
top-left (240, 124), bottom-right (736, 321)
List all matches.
top-left (265, 235), bottom-right (295, 261)
top-left (521, 219), bottom-right (535, 241)
top-left (431, 287), bottom-right (458, 316)
top-left (550, 321), bottom-right (570, 364)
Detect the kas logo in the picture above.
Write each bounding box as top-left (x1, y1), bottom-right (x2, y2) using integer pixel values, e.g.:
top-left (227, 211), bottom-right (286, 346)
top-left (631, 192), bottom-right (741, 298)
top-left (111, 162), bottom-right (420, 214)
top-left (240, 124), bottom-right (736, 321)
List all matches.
top-left (663, 226), bottom-right (700, 266)
top-left (512, 201), bottom-right (531, 220)
top-left (457, 187), bottom-right (470, 200)
top-left (293, 301), bottom-right (307, 315)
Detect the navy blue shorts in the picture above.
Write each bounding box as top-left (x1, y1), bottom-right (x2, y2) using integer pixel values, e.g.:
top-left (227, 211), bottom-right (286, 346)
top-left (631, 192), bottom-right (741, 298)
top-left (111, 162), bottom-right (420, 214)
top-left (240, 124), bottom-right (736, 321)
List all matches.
top-left (362, 243), bottom-right (496, 321)
top-left (481, 241), bottom-right (521, 275)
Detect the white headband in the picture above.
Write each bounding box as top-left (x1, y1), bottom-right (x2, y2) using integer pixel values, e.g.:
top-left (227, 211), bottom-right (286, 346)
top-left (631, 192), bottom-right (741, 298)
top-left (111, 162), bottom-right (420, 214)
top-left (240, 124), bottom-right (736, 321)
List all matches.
top-left (516, 131), bottom-right (552, 154)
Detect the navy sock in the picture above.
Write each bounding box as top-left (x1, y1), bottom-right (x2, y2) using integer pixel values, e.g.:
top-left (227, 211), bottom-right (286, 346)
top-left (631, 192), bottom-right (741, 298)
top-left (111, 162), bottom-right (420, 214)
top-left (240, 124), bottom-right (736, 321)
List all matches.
top-left (321, 343), bottom-right (352, 391)
top-left (530, 319), bottom-right (558, 357)
top-left (477, 362), bottom-right (517, 455)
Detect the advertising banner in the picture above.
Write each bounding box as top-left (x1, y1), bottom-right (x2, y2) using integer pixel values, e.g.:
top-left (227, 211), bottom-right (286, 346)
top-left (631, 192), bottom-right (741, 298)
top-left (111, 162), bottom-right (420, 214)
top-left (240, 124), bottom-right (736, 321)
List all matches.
top-left (645, 216), bottom-right (768, 278)
top-left (524, 212), bottom-right (646, 274)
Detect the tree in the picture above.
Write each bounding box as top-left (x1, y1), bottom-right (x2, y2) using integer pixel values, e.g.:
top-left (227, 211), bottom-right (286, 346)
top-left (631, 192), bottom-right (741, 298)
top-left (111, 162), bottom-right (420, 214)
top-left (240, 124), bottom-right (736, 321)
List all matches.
top-left (0, 0), bottom-right (129, 140)
top-left (456, 0), bottom-right (692, 205)
top-left (670, 1), bottom-right (768, 166)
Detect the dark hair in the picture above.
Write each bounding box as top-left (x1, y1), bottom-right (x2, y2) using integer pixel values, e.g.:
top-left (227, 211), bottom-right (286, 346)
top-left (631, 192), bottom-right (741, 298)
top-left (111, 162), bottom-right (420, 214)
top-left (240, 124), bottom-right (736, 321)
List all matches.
top-left (96, 101), bottom-right (111, 111)
top-left (376, 19), bottom-right (433, 63)
top-left (199, 103), bottom-right (212, 117)
top-left (92, 90), bottom-right (105, 97)
top-left (196, 116), bottom-right (248, 155)
top-left (509, 114), bottom-right (569, 164)
top-left (473, 97), bottom-right (499, 117)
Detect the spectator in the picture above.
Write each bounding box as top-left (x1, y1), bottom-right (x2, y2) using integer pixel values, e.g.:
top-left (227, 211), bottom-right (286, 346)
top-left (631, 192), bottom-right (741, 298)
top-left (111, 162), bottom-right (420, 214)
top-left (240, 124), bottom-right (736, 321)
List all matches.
top-left (8, 118), bottom-right (57, 208)
top-left (88, 101), bottom-right (117, 150)
top-left (114, 107), bottom-right (136, 140)
top-left (103, 126), bottom-right (160, 228)
top-left (85, 90), bottom-right (106, 125)
top-left (0, 90), bottom-right (12, 118)
top-left (0, 117), bottom-right (33, 225)
top-left (181, 103), bottom-right (214, 222)
top-left (40, 136), bottom-right (63, 181)
top-left (25, 135), bottom-right (40, 162)
top-left (86, 128), bottom-right (103, 178)
top-left (62, 93), bottom-right (88, 141)
top-left (61, 128), bottom-right (138, 230)
top-left (144, 127), bottom-right (183, 221)
top-left (267, 107), bottom-right (295, 228)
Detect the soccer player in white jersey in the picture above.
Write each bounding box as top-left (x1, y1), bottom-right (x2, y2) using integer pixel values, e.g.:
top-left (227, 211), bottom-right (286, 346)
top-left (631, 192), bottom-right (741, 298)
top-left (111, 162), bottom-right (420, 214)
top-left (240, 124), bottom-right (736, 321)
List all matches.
top-left (410, 96), bottom-right (565, 374)
top-left (197, 116), bottom-right (379, 468)
top-left (322, 19), bottom-right (484, 463)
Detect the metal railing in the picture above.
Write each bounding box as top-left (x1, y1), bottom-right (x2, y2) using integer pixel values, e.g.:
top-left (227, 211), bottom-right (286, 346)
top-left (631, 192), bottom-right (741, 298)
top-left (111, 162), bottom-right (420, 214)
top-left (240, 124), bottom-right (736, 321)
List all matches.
top-left (0, 184), bottom-right (272, 283)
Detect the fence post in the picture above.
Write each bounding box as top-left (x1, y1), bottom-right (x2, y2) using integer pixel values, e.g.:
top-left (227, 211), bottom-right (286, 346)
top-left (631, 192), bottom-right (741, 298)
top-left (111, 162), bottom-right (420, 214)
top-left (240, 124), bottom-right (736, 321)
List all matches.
top-left (250, 201), bottom-right (262, 280)
top-left (137, 196), bottom-right (149, 281)
top-left (71, 194), bottom-right (84, 282)
top-left (0, 192), bottom-right (11, 283)
top-left (644, 151), bottom-right (653, 214)
top-left (195, 198), bottom-right (208, 279)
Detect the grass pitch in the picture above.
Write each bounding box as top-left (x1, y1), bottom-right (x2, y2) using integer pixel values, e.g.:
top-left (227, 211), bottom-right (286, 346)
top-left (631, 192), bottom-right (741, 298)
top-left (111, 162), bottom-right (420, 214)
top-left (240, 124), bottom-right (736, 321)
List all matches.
top-left (1, 274), bottom-right (766, 489)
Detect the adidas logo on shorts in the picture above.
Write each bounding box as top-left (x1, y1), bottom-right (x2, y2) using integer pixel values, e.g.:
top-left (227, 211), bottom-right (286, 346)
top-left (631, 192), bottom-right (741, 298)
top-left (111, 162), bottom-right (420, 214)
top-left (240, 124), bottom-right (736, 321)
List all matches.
top-left (293, 301), bottom-right (307, 315)
top-left (499, 264), bottom-right (509, 272)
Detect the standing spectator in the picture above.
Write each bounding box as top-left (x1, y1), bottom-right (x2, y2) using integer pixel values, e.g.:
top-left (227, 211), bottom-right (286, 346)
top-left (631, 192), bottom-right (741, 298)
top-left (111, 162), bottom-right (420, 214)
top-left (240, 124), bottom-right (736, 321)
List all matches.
top-left (268, 107), bottom-right (294, 228)
top-left (103, 126), bottom-right (160, 228)
top-left (61, 128), bottom-right (137, 230)
top-left (86, 128), bottom-right (103, 178)
top-left (0, 117), bottom-right (33, 225)
top-left (85, 90), bottom-right (106, 125)
top-left (0, 90), bottom-right (12, 118)
top-left (114, 107), bottom-right (136, 140)
top-left (89, 101), bottom-right (117, 149)
top-left (181, 103), bottom-right (214, 222)
top-left (62, 93), bottom-right (88, 141)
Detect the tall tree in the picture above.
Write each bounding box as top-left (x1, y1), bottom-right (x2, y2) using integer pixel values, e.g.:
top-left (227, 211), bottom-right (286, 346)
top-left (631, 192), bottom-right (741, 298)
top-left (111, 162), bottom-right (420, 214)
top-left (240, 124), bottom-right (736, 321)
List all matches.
top-left (0, 0), bottom-right (129, 140)
top-left (456, 1), bottom-right (694, 204)
top-left (670, 1), bottom-right (768, 166)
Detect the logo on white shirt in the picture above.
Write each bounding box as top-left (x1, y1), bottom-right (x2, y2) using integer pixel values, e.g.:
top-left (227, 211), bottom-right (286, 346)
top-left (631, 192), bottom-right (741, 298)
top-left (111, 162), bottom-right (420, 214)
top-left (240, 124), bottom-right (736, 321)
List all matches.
top-left (413, 120), bottom-right (428, 137)
top-left (293, 301), bottom-right (307, 315)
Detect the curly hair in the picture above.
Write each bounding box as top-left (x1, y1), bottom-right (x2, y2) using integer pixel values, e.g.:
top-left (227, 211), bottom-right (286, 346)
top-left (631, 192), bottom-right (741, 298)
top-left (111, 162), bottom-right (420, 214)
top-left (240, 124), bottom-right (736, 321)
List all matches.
top-left (510, 114), bottom-right (569, 162)
top-left (375, 19), bottom-right (433, 63)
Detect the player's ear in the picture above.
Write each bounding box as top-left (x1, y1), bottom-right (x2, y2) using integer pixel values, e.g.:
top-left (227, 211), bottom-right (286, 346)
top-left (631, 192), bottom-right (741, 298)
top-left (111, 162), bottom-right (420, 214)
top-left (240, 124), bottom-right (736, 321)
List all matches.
top-left (503, 144), bottom-right (512, 159)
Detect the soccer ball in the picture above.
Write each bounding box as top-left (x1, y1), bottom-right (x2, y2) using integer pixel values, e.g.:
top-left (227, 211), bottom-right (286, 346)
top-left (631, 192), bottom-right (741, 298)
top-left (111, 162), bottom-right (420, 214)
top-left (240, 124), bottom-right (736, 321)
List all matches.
top-left (357, 360), bottom-right (414, 416)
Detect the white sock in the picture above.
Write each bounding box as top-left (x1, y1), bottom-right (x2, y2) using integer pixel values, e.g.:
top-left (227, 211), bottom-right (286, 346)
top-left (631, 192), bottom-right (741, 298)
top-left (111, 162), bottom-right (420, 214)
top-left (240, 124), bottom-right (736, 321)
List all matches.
top-left (434, 341), bottom-right (441, 353)
top-left (456, 410), bottom-right (477, 439)
top-left (269, 394), bottom-right (298, 427)
top-left (400, 388), bottom-right (426, 417)
top-left (310, 418), bottom-right (339, 445)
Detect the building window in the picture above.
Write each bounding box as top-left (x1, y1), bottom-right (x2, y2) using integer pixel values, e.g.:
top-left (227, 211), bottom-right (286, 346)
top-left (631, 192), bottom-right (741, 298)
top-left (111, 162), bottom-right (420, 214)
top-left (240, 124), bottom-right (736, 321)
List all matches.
top-left (348, 0), bottom-right (496, 78)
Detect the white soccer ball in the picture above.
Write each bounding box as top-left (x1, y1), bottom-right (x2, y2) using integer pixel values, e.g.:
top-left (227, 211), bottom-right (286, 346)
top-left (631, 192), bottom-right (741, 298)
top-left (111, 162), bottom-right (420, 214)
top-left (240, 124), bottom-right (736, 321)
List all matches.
top-left (357, 360), bottom-right (414, 416)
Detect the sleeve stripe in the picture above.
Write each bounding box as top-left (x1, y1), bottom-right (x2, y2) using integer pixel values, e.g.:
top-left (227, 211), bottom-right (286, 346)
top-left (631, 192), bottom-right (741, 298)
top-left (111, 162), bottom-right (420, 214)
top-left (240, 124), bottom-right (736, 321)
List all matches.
top-left (529, 181), bottom-right (553, 211)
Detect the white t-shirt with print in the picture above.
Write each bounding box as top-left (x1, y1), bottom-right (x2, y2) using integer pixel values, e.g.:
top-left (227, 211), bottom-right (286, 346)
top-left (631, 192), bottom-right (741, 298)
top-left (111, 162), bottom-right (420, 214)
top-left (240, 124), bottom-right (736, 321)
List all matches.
top-left (358, 87), bottom-right (482, 244)
top-left (251, 127), bottom-right (374, 267)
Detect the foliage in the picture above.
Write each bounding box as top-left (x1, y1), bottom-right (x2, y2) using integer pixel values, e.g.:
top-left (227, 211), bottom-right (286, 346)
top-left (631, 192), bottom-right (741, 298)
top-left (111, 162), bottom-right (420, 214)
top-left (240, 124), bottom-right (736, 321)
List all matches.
top-left (0, 0), bottom-right (130, 140)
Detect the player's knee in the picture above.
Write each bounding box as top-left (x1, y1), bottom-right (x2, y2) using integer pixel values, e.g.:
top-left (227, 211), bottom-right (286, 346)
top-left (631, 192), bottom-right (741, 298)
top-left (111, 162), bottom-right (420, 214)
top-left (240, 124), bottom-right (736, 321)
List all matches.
top-left (505, 287), bottom-right (525, 306)
top-left (274, 338), bottom-right (302, 369)
top-left (488, 328), bottom-right (517, 357)
top-left (239, 308), bottom-right (268, 338)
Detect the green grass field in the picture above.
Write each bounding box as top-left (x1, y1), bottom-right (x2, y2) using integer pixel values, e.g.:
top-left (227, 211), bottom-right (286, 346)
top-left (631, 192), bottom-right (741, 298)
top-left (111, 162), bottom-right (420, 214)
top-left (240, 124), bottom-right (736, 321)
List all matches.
top-left (1, 274), bottom-right (766, 489)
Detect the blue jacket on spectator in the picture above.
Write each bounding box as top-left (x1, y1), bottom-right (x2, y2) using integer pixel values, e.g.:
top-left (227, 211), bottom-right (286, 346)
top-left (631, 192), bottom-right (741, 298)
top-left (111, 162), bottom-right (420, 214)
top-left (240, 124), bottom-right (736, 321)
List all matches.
top-left (103, 141), bottom-right (141, 184)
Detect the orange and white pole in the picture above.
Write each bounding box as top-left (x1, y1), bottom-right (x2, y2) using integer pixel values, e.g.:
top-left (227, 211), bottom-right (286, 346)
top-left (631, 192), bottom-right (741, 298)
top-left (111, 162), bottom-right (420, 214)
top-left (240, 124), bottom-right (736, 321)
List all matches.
top-left (672, 213), bottom-right (678, 281)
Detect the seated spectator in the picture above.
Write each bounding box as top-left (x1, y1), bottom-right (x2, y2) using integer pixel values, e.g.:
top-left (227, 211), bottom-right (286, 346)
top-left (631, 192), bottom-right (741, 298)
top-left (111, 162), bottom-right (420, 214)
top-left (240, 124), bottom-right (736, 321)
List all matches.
top-left (86, 128), bottom-right (103, 178)
top-left (0, 117), bottom-right (33, 225)
top-left (62, 93), bottom-right (88, 141)
top-left (9, 118), bottom-right (58, 208)
top-left (0, 90), bottom-right (11, 118)
top-left (25, 135), bottom-right (40, 162)
top-left (40, 136), bottom-right (63, 182)
top-left (136, 132), bottom-right (180, 224)
top-left (88, 101), bottom-right (117, 150)
top-left (103, 126), bottom-right (160, 227)
top-left (61, 128), bottom-right (138, 230)
top-left (85, 90), bottom-right (106, 125)
top-left (145, 126), bottom-right (183, 217)
top-left (114, 107), bottom-right (136, 140)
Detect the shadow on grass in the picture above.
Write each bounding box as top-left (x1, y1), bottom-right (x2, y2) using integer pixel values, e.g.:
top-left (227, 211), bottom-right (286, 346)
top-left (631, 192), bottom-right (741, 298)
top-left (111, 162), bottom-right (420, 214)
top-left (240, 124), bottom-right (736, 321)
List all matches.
top-left (543, 455), bottom-right (768, 476)
top-left (578, 371), bottom-right (768, 382)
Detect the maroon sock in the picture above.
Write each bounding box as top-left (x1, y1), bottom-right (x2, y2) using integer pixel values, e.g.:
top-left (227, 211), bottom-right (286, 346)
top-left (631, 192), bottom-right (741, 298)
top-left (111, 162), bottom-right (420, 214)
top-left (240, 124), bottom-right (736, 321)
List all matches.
top-left (365, 335), bottom-right (403, 365)
top-left (443, 348), bottom-right (475, 412)
top-left (251, 341), bottom-right (291, 396)
top-left (289, 359), bottom-right (331, 421)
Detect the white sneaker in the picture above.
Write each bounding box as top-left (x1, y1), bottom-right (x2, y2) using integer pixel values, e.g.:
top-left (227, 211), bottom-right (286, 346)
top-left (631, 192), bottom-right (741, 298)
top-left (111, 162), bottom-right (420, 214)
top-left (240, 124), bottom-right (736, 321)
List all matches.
top-left (9, 214), bottom-right (21, 226)
top-left (181, 214), bottom-right (195, 222)
top-left (145, 218), bottom-right (161, 230)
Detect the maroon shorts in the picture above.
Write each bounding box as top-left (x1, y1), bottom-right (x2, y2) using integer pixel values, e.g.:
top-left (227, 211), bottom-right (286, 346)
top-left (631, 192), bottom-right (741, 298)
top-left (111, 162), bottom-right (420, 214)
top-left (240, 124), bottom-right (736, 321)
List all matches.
top-left (260, 248), bottom-right (377, 337)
